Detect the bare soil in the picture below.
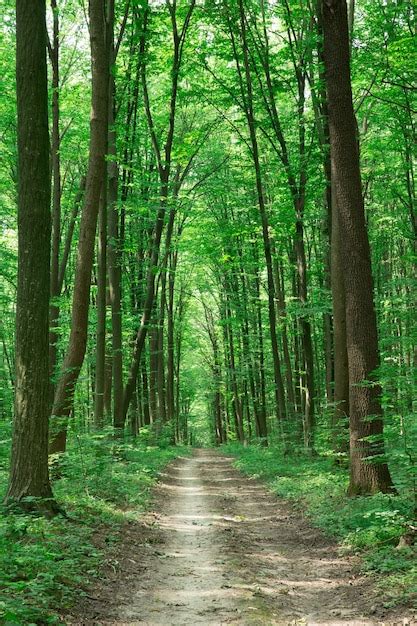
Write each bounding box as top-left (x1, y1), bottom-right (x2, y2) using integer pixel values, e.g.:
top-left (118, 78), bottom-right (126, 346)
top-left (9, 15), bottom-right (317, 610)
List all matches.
top-left (66, 450), bottom-right (415, 625)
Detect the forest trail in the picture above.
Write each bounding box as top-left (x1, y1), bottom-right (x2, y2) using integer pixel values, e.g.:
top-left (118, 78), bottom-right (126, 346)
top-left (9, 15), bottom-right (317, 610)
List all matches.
top-left (71, 450), bottom-right (406, 625)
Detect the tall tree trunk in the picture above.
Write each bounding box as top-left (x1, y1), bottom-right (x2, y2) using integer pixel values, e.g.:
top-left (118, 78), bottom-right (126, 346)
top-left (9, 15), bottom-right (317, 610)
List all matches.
top-left (315, 2), bottom-right (348, 444)
top-left (294, 217), bottom-right (316, 450)
top-left (322, 0), bottom-right (394, 494)
top-left (7, 0), bottom-right (56, 509)
top-left (50, 0), bottom-right (108, 453)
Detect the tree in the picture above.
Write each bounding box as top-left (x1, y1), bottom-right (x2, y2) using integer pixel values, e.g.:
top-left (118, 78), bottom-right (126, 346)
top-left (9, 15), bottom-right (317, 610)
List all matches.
top-left (322, 0), bottom-right (394, 494)
top-left (6, 0), bottom-right (56, 511)
top-left (50, 0), bottom-right (109, 453)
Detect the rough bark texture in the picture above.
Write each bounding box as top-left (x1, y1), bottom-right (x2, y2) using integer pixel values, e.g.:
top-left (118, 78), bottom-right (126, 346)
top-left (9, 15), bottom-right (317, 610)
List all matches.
top-left (6, 0), bottom-right (55, 508)
top-left (322, 0), bottom-right (394, 494)
top-left (50, 0), bottom-right (108, 453)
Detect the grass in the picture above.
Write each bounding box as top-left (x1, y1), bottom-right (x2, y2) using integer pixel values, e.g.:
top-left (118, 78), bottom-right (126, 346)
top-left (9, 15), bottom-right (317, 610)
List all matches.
top-left (0, 424), bottom-right (189, 625)
top-left (222, 442), bottom-right (417, 611)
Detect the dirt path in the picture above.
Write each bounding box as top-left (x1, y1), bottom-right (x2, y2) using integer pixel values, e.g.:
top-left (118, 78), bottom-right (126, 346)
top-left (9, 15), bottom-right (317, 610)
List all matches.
top-left (70, 450), bottom-right (412, 625)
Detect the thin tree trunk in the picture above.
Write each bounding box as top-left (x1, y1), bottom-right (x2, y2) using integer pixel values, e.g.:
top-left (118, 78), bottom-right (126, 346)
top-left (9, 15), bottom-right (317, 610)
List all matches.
top-left (238, 250), bottom-right (267, 441)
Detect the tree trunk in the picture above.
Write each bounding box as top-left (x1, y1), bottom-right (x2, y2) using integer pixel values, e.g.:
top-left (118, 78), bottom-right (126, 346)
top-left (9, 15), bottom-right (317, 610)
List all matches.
top-left (50, 0), bottom-right (108, 453)
top-left (322, 0), bottom-right (394, 494)
top-left (6, 0), bottom-right (56, 510)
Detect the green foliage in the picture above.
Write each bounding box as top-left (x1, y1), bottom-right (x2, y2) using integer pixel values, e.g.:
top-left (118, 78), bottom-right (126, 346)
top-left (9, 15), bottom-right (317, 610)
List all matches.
top-left (0, 423), bottom-right (189, 624)
top-left (224, 443), bottom-right (417, 609)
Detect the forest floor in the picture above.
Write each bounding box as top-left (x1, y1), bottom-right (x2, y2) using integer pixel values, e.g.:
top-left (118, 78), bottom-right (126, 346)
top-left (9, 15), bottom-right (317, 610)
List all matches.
top-left (65, 449), bottom-right (415, 626)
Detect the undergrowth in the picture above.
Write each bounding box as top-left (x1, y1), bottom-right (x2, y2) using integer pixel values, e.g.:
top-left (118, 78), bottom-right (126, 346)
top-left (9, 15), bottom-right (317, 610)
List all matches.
top-left (0, 424), bottom-right (189, 625)
top-left (223, 442), bottom-right (417, 611)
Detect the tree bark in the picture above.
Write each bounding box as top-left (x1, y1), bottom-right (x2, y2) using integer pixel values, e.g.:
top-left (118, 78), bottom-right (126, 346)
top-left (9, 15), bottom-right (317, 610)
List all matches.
top-left (322, 0), bottom-right (394, 494)
top-left (6, 0), bottom-right (56, 510)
